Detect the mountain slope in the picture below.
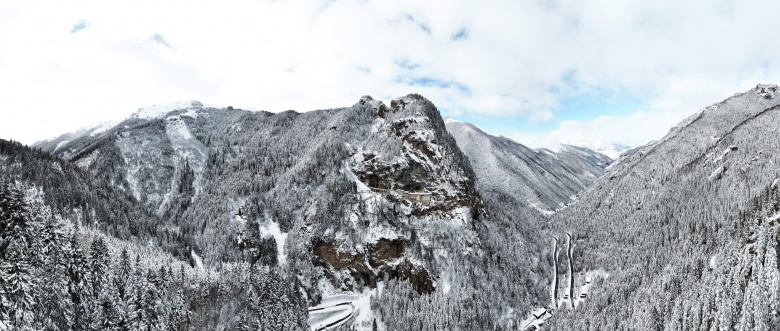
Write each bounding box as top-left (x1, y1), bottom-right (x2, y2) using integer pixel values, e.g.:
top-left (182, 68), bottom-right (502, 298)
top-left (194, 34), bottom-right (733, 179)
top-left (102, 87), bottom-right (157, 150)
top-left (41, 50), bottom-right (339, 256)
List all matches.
top-left (0, 139), bottom-right (192, 255)
top-left (445, 120), bottom-right (612, 215)
top-left (39, 94), bottom-right (555, 330)
top-left (543, 84), bottom-right (780, 330)
top-left (568, 140), bottom-right (631, 160)
top-left (0, 142), bottom-right (309, 330)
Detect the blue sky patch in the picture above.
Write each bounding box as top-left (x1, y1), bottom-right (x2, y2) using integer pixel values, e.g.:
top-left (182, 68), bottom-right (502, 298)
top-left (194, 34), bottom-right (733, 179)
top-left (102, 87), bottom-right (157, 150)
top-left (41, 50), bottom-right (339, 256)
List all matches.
top-left (445, 90), bottom-right (647, 138)
top-left (452, 27), bottom-right (469, 40)
top-left (151, 33), bottom-right (172, 48)
top-left (405, 15), bottom-right (431, 34)
top-left (395, 59), bottom-right (420, 71)
top-left (555, 90), bottom-right (647, 121)
top-left (399, 76), bottom-right (471, 95)
top-left (70, 20), bottom-right (89, 34)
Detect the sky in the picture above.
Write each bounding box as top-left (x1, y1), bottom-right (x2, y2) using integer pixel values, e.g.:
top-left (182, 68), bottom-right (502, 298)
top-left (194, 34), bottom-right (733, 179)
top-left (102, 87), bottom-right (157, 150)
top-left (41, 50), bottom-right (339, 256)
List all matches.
top-left (1, 0), bottom-right (779, 149)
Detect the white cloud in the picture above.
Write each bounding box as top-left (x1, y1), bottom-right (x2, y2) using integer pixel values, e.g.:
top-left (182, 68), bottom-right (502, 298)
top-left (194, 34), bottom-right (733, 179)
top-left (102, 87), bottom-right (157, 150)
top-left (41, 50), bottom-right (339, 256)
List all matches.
top-left (0, 0), bottom-right (779, 145)
top-left (511, 110), bottom-right (689, 151)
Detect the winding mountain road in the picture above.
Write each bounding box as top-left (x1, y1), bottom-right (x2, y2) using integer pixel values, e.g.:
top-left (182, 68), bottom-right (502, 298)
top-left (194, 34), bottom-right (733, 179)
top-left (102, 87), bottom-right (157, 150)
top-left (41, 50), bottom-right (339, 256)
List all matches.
top-left (308, 295), bottom-right (358, 331)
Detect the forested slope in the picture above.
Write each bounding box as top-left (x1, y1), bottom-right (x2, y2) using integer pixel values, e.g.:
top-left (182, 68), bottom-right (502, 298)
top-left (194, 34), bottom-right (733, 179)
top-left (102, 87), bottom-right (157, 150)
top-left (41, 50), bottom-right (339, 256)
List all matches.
top-left (446, 120), bottom-right (612, 215)
top-left (0, 142), bottom-right (309, 330)
top-left (544, 84), bottom-right (780, 330)
top-left (33, 95), bottom-right (567, 330)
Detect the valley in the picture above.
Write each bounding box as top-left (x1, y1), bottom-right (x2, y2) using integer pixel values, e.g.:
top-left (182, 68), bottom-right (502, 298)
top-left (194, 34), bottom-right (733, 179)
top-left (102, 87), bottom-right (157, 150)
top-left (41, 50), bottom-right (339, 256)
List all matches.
top-left (2, 85), bottom-right (780, 330)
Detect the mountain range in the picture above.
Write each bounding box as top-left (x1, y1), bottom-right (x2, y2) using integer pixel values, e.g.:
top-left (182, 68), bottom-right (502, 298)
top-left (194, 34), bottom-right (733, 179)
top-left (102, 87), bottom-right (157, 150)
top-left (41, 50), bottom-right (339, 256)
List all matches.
top-left (1, 84), bottom-right (778, 330)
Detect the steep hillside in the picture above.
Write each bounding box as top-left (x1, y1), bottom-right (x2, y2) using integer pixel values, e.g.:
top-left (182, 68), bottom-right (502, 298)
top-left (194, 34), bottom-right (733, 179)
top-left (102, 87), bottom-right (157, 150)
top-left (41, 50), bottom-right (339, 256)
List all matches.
top-left (543, 84), bottom-right (780, 330)
top-left (40, 94), bottom-right (554, 330)
top-left (0, 139), bottom-right (189, 256)
top-left (446, 120), bottom-right (612, 215)
top-left (568, 140), bottom-right (631, 160)
top-left (0, 140), bottom-right (309, 330)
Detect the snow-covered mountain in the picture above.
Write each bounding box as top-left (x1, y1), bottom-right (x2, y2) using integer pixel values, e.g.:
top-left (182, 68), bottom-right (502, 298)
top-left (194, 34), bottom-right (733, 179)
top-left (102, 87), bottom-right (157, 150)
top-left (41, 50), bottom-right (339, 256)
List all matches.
top-left (566, 140), bottom-right (632, 159)
top-left (35, 94), bottom-right (557, 330)
top-left (20, 84), bottom-right (780, 330)
top-left (35, 101), bottom-right (218, 154)
top-left (445, 120), bottom-right (612, 215)
top-left (543, 84), bottom-right (780, 329)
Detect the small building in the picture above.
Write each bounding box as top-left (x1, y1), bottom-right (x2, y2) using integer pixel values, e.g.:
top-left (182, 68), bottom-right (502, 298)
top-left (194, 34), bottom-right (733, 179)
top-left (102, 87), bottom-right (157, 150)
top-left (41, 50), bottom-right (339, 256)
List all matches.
top-left (532, 308), bottom-right (548, 319)
top-left (368, 187), bottom-right (432, 206)
top-left (401, 191), bottom-right (432, 206)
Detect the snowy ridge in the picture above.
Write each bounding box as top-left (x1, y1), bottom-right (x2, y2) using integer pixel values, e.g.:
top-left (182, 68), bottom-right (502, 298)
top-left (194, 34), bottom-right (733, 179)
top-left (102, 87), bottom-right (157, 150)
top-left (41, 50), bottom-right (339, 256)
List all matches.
top-left (131, 100), bottom-right (218, 119)
top-left (89, 118), bottom-right (123, 137)
top-left (566, 140), bottom-right (632, 160)
top-left (445, 120), bottom-right (613, 214)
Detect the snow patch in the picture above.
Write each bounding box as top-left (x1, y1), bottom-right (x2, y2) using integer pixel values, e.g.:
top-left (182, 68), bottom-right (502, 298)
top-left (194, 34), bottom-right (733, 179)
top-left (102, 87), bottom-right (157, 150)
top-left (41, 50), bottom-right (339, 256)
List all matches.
top-left (310, 289), bottom-right (378, 331)
top-left (258, 218), bottom-right (288, 266)
top-left (89, 119), bottom-right (122, 137)
top-left (709, 165), bottom-right (726, 181)
top-left (55, 140), bottom-right (71, 151)
top-left (714, 145), bottom-right (738, 163)
top-left (191, 250), bottom-right (204, 270)
top-left (530, 202), bottom-right (555, 216)
top-left (157, 116), bottom-right (208, 214)
top-left (567, 140), bottom-right (631, 160)
top-left (709, 254), bottom-right (718, 269)
top-left (74, 149), bottom-right (100, 169)
top-left (131, 100), bottom-right (216, 119)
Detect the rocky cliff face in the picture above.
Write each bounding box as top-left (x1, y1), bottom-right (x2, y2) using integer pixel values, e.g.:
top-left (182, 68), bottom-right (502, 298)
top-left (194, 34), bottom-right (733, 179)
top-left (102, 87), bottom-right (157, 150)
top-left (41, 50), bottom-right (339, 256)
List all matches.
top-left (39, 94), bottom-right (483, 297)
top-left (313, 238), bottom-right (434, 294)
top-left (351, 95), bottom-right (481, 217)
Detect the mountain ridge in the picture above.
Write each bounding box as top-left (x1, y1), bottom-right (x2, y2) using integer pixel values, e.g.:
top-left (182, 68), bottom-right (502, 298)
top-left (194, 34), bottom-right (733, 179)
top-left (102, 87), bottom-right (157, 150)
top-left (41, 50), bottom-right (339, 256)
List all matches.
top-left (543, 83), bottom-right (780, 330)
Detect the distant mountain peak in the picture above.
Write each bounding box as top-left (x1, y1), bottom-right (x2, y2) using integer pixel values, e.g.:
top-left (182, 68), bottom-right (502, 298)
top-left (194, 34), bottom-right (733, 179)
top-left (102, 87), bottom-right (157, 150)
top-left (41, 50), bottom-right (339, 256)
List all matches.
top-left (566, 140), bottom-right (632, 159)
top-left (131, 100), bottom-right (218, 119)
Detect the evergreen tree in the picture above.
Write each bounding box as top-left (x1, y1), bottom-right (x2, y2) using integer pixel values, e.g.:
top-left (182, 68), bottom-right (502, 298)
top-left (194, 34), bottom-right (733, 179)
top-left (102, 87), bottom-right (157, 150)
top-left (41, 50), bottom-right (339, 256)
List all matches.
top-left (66, 232), bottom-right (90, 330)
top-left (90, 237), bottom-right (110, 300)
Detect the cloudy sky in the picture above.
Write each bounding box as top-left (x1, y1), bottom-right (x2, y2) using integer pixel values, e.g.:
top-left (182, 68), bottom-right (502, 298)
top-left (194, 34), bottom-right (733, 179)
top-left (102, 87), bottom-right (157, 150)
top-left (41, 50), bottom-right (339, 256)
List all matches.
top-left (1, 0), bottom-right (779, 149)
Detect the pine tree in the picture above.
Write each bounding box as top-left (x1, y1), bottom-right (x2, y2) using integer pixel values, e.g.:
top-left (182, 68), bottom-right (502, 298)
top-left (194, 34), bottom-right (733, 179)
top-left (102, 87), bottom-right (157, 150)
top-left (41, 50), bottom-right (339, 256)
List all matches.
top-left (143, 269), bottom-right (161, 331)
top-left (0, 182), bottom-right (37, 330)
top-left (89, 237), bottom-right (110, 300)
top-left (129, 279), bottom-right (145, 331)
top-left (66, 232), bottom-right (90, 330)
top-left (116, 248), bottom-right (132, 302)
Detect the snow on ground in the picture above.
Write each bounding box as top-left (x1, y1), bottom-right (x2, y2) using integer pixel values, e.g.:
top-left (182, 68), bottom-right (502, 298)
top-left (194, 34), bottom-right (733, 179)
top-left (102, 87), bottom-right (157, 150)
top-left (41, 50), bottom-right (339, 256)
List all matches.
top-left (157, 115), bottom-right (209, 214)
top-left (309, 289), bottom-right (379, 331)
top-left (55, 140), bottom-right (71, 151)
top-left (568, 140), bottom-right (631, 160)
top-left (714, 146), bottom-right (738, 163)
top-left (709, 254), bottom-right (719, 269)
top-left (309, 303), bottom-right (354, 331)
top-left (584, 268), bottom-right (610, 281)
top-left (258, 217), bottom-right (288, 265)
top-left (530, 202), bottom-right (555, 216)
top-left (520, 269), bottom-right (607, 330)
top-left (132, 101), bottom-right (205, 119)
top-left (709, 165), bottom-right (726, 181)
top-left (89, 119), bottom-right (122, 137)
top-left (519, 307), bottom-right (552, 330)
top-left (74, 149), bottom-right (99, 169)
top-left (191, 250), bottom-right (204, 270)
